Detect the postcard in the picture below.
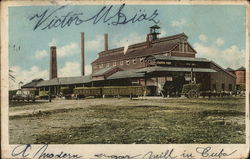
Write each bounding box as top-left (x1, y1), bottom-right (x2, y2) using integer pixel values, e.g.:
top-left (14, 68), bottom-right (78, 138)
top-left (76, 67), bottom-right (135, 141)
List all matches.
top-left (1, 0), bottom-right (249, 159)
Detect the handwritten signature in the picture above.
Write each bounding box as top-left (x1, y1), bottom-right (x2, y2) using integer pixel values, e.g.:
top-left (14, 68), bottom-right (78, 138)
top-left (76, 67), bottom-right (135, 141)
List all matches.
top-left (11, 144), bottom-right (82, 159)
top-left (29, 4), bottom-right (160, 31)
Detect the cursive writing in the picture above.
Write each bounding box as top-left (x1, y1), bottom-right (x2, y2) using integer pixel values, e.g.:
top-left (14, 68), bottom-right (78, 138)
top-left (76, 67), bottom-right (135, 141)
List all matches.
top-left (11, 144), bottom-right (82, 159)
top-left (196, 146), bottom-right (237, 158)
top-left (95, 153), bottom-right (141, 159)
top-left (142, 149), bottom-right (177, 159)
top-left (29, 4), bottom-right (160, 31)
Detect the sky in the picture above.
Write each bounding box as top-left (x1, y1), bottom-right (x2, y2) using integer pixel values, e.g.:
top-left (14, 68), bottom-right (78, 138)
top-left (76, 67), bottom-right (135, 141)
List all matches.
top-left (9, 4), bottom-right (246, 89)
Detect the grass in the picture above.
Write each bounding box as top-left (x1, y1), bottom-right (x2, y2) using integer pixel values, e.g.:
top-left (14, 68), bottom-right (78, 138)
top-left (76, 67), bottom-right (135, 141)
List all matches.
top-left (22, 97), bottom-right (246, 144)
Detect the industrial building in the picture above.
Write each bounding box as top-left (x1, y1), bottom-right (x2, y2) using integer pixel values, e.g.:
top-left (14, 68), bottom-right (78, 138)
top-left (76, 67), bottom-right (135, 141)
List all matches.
top-left (225, 66), bottom-right (246, 90)
top-left (22, 25), bottom-right (240, 96)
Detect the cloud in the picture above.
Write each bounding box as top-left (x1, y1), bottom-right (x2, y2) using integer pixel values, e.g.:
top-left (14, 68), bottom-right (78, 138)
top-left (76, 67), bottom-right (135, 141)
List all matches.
top-left (199, 34), bottom-right (208, 43)
top-left (48, 38), bottom-right (58, 47)
top-left (9, 66), bottom-right (48, 90)
top-left (57, 42), bottom-right (79, 57)
top-left (159, 29), bottom-right (167, 37)
top-left (58, 61), bottom-right (81, 77)
top-left (58, 62), bottom-right (92, 77)
top-left (48, 39), bottom-right (79, 57)
top-left (33, 50), bottom-right (48, 59)
top-left (194, 42), bottom-right (245, 69)
top-left (215, 38), bottom-right (224, 46)
top-left (86, 35), bottom-right (103, 52)
top-left (85, 64), bottom-right (92, 75)
top-left (171, 18), bottom-right (187, 27)
top-left (112, 32), bottom-right (145, 54)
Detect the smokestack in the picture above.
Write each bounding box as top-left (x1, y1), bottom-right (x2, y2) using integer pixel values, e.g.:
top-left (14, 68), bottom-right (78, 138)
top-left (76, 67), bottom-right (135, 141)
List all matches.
top-left (81, 32), bottom-right (85, 76)
top-left (50, 46), bottom-right (57, 79)
top-left (104, 33), bottom-right (108, 51)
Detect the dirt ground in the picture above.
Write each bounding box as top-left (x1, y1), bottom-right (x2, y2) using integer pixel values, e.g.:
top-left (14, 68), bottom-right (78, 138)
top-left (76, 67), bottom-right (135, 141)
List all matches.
top-left (9, 97), bottom-right (246, 144)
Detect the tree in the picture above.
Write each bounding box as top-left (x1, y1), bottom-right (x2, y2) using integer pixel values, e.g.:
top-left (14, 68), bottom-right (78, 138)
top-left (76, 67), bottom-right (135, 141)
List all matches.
top-left (9, 69), bottom-right (15, 82)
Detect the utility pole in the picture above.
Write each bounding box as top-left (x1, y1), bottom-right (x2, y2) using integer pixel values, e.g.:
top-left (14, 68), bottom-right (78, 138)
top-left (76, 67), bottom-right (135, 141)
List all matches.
top-left (191, 63), bottom-right (195, 84)
top-left (49, 86), bottom-right (52, 102)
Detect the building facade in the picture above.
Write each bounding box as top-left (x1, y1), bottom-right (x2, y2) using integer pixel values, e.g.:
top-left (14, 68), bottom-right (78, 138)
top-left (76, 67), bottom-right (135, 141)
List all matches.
top-left (26, 26), bottom-right (237, 96)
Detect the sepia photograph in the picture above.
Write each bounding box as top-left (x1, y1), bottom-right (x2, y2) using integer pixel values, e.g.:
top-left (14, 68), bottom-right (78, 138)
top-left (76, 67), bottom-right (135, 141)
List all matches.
top-left (1, 0), bottom-right (249, 158)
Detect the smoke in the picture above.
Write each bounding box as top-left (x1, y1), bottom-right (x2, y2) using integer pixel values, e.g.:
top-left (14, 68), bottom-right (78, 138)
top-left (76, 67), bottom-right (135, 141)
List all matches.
top-left (123, 41), bottom-right (129, 54)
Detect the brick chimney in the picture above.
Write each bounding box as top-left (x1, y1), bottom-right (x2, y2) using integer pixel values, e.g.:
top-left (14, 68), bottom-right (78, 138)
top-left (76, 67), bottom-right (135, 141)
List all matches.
top-left (81, 32), bottom-right (85, 76)
top-left (50, 46), bottom-right (57, 79)
top-left (104, 33), bottom-right (108, 51)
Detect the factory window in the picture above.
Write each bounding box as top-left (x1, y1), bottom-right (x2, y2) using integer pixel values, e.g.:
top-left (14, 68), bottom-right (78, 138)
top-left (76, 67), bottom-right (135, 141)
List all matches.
top-left (126, 60), bottom-right (130, 65)
top-left (140, 57), bottom-right (144, 63)
top-left (113, 61), bottom-right (116, 66)
top-left (106, 63), bottom-right (110, 68)
top-left (133, 58), bottom-right (137, 64)
top-left (166, 61), bottom-right (171, 65)
top-left (120, 60), bottom-right (123, 65)
top-left (221, 83), bottom-right (225, 91)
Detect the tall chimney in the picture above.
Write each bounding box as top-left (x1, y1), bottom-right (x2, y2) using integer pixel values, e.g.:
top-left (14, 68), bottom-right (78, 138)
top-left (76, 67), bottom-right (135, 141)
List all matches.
top-left (50, 46), bottom-right (57, 79)
top-left (104, 33), bottom-right (108, 51)
top-left (81, 32), bottom-right (85, 76)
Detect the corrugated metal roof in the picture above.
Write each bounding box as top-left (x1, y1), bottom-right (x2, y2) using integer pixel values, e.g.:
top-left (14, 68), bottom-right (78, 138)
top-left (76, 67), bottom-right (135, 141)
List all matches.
top-left (210, 61), bottom-right (236, 78)
top-left (107, 70), bottom-right (145, 80)
top-left (92, 43), bottom-right (178, 64)
top-left (236, 66), bottom-right (245, 71)
top-left (137, 66), bottom-right (216, 73)
top-left (36, 75), bottom-right (92, 87)
top-left (225, 67), bottom-right (234, 72)
top-left (36, 78), bottom-right (59, 87)
top-left (22, 79), bottom-right (44, 88)
top-left (107, 66), bottom-right (216, 80)
top-left (92, 33), bottom-right (190, 64)
top-left (92, 65), bottom-right (117, 76)
top-left (150, 55), bottom-right (209, 62)
top-left (59, 76), bottom-right (92, 85)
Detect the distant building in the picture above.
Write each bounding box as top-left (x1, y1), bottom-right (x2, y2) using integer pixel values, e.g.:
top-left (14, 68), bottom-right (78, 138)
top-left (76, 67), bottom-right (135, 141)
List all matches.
top-left (225, 66), bottom-right (246, 90)
top-left (235, 66), bottom-right (246, 85)
top-left (225, 67), bottom-right (235, 75)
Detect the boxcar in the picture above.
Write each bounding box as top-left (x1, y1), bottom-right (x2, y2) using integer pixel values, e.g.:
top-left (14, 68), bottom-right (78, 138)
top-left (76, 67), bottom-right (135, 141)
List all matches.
top-left (39, 90), bottom-right (49, 99)
top-left (102, 86), bottom-right (144, 96)
top-left (74, 87), bottom-right (102, 98)
top-left (73, 86), bottom-right (146, 98)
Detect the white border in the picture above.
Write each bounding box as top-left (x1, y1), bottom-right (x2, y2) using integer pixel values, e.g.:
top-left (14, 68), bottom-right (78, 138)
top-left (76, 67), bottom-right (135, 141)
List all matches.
top-left (1, 0), bottom-right (249, 159)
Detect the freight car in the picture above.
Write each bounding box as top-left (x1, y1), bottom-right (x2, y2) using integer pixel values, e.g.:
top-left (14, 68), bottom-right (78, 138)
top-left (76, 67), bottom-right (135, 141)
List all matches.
top-left (74, 86), bottom-right (147, 99)
top-left (38, 90), bottom-right (49, 99)
top-left (74, 87), bottom-right (102, 98)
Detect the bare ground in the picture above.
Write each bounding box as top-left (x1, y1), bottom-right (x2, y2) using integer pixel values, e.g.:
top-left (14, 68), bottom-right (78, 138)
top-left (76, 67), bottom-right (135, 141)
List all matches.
top-left (9, 97), bottom-right (245, 144)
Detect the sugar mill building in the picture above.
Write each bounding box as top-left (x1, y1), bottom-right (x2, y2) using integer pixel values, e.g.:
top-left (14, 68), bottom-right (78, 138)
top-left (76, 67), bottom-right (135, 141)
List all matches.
top-left (26, 25), bottom-right (239, 96)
